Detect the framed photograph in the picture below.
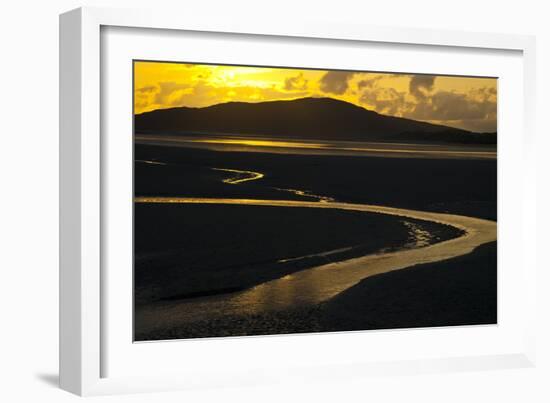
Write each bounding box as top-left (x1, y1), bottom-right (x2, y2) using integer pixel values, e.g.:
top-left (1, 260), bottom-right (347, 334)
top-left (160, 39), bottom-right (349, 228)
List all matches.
top-left (60, 7), bottom-right (537, 396)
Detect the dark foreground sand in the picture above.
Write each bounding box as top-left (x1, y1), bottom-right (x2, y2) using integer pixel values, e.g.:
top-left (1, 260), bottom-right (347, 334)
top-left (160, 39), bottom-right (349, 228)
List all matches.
top-left (135, 242), bottom-right (496, 340)
top-left (319, 241), bottom-right (497, 331)
top-left (135, 203), bottom-right (462, 305)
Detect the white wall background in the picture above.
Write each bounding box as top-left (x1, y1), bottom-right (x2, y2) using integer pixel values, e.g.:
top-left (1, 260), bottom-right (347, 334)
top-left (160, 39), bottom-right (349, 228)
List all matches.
top-left (0, 0), bottom-right (548, 401)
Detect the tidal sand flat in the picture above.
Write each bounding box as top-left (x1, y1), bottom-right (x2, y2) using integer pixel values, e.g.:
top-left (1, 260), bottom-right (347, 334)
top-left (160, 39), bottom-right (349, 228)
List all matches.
top-left (136, 242), bottom-right (496, 340)
top-left (134, 197), bottom-right (495, 340)
top-left (320, 242), bottom-right (497, 331)
top-left (133, 139), bottom-right (497, 340)
top-left (134, 203), bottom-right (454, 305)
top-left (135, 143), bottom-right (497, 220)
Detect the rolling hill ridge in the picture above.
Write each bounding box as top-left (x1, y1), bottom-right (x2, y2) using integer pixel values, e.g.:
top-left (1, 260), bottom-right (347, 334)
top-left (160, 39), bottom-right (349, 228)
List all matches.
top-left (134, 97), bottom-right (496, 144)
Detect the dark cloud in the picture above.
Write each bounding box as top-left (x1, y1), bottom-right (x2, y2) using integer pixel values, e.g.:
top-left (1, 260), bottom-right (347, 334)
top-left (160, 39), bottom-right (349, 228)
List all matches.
top-left (405, 89), bottom-right (496, 121)
top-left (359, 87), bottom-right (411, 116)
top-left (154, 82), bottom-right (191, 104)
top-left (357, 78), bottom-right (497, 132)
top-left (403, 87), bottom-right (497, 132)
top-left (319, 71), bottom-right (355, 95)
top-left (284, 73), bottom-right (308, 91)
top-left (136, 85), bottom-right (156, 94)
top-left (409, 75), bottom-right (436, 99)
top-left (357, 76), bottom-right (382, 90)
top-left (135, 85), bottom-right (159, 109)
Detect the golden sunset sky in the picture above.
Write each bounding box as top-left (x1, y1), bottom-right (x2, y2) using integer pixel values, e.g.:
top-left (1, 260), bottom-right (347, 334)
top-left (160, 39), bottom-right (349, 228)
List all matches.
top-left (134, 61), bottom-right (497, 133)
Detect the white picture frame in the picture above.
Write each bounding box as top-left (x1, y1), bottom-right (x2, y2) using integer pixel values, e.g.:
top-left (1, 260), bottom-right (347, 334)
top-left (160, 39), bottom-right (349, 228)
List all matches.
top-left (59, 6), bottom-right (537, 396)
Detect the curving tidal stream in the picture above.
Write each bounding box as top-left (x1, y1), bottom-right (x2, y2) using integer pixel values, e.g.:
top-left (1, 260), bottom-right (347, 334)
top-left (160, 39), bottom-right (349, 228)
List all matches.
top-left (134, 197), bottom-right (497, 337)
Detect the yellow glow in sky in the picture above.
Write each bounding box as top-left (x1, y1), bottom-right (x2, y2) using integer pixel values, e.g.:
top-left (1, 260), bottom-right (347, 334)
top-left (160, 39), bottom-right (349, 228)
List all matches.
top-left (134, 61), bottom-right (497, 133)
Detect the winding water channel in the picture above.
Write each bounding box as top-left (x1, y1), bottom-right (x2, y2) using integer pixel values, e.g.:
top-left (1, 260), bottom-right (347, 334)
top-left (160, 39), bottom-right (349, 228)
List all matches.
top-left (134, 197), bottom-right (497, 333)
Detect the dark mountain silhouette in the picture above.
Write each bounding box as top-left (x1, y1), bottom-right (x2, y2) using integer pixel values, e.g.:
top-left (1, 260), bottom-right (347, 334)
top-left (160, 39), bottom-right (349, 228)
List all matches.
top-left (134, 97), bottom-right (496, 145)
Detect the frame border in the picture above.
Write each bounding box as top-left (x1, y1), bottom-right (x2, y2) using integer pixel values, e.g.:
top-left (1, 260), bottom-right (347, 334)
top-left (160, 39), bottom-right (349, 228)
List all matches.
top-left (59, 6), bottom-right (537, 396)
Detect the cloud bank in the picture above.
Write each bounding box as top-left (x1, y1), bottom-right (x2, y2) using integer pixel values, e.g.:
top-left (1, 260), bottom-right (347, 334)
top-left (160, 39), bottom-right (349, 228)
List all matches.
top-left (134, 62), bottom-right (497, 133)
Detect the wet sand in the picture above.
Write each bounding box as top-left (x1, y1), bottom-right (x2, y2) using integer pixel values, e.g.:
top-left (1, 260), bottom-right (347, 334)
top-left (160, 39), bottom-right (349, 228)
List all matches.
top-left (135, 143), bottom-right (497, 220)
top-left (320, 242), bottom-right (497, 331)
top-left (133, 141), bottom-right (497, 340)
top-left (136, 134), bottom-right (497, 159)
top-left (134, 203), bottom-right (455, 305)
top-left (134, 198), bottom-right (496, 340)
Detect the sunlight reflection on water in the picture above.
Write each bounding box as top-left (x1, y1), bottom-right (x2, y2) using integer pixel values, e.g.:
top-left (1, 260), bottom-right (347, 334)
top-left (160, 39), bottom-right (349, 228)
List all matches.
top-left (135, 134), bottom-right (497, 159)
top-left (134, 198), bottom-right (496, 332)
